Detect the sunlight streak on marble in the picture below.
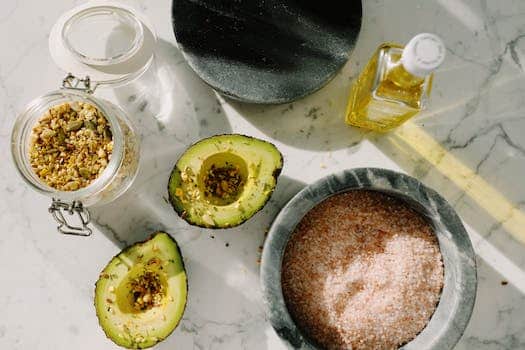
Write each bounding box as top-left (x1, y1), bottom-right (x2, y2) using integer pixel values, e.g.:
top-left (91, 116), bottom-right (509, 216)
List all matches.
top-left (467, 223), bottom-right (525, 294)
top-left (392, 122), bottom-right (525, 244)
top-left (437, 0), bottom-right (484, 33)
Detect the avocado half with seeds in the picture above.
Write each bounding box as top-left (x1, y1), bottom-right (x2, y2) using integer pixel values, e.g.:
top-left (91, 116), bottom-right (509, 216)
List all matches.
top-left (95, 232), bottom-right (187, 349)
top-left (168, 134), bottom-right (283, 228)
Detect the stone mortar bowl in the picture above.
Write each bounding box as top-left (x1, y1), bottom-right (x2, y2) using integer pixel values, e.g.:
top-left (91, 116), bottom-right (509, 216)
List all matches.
top-left (261, 168), bottom-right (477, 350)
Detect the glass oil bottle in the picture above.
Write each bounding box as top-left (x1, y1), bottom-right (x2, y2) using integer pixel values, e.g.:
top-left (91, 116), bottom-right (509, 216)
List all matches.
top-left (345, 33), bottom-right (445, 132)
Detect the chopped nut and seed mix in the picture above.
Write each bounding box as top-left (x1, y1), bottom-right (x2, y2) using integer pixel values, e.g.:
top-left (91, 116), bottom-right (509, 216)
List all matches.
top-left (29, 101), bottom-right (114, 191)
top-left (128, 270), bottom-right (165, 311)
top-left (203, 163), bottom-right (244, 202)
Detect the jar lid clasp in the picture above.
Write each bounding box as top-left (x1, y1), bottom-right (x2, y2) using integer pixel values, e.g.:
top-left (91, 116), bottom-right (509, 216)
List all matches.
top-left (49, 198), bottom-right (92, 236)
top-left (61, 73), bottom-right (97, 94)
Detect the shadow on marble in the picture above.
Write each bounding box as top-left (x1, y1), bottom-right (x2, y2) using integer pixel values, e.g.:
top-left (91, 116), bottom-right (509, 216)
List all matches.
top-left (226, 63), bottom-right (365, 152)
top-left (458, 258), bottom-right (525, 349)
top-left (227, 42), bottom-right (373, 152)
top-left (112, 38), bottom-right (232, 142)
top-left (90, 39), bottom-right (232, 247)
top-left (155, 260), bottom-right (269, 350)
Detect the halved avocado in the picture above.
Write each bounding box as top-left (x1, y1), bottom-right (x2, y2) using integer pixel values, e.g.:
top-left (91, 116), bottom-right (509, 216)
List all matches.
top-left (168, 134), bottom-right (283, 228)
top-left (95, 232), bottom-right (187, 349)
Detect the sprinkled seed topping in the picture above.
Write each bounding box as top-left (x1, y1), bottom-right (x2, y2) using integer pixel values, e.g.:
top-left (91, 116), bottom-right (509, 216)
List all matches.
top-left (29, 101), bottom-right (113, 191)
top-left (203, 163), bottom-right (244, 202)
top-left (128, 270), bottom-right (165, 311)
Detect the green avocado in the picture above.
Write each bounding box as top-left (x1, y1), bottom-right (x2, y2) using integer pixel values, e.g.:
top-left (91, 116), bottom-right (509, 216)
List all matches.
top-left (168, 134), bottom-right (283, 228)
top-left (94, 232), bottom-right (187, 349)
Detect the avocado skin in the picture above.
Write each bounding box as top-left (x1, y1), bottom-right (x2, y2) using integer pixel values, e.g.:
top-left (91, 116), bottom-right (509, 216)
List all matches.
top-left (94, 232), bottom-right (188, 349)
top-left (167, 134), bottom-right (284, 229)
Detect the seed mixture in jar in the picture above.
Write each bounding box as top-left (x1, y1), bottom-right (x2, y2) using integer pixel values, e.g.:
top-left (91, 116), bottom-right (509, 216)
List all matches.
top-left (29, 101), bottom-right (114, 191)
top-left (281, 190), bottom-right (444, 350)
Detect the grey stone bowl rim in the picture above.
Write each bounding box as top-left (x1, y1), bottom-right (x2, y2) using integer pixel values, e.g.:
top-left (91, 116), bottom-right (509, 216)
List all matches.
top-left (260, 167), bottom-right (477, 350)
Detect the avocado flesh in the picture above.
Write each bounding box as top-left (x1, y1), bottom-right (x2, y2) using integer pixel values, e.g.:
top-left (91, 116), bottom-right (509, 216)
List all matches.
top-left (168, 134), bottom-right (283, 228)
top-left (95, 232), bottom-right (187, 349)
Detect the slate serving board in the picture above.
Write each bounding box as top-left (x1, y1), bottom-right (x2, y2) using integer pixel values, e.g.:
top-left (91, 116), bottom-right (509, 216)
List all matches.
top-left (172, 0), bottom-right (362, 104)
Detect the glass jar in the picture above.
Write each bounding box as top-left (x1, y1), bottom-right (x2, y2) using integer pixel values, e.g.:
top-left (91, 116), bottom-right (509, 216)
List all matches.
top-left (11, 87), bottom-right (140, 235)
top-left (12, 88), bottom-right (139, 206)
top-left (10, 2), bottom-right (156, 236)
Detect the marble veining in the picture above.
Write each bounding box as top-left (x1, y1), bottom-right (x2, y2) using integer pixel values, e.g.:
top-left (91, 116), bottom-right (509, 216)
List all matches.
top-left (1, 0), bottom-right (525, 349)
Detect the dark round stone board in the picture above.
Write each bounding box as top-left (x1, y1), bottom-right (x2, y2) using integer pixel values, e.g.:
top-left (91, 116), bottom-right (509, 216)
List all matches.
top-left (172, 0), bottom-right (363, 104)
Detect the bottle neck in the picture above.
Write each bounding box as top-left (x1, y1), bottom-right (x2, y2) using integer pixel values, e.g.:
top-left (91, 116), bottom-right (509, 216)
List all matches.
top-left (387, 60), bottom-right (427, 89)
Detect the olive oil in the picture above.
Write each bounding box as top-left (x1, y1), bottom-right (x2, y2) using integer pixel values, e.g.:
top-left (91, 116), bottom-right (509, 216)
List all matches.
top-left (346, 34), bottom-right (445, 132)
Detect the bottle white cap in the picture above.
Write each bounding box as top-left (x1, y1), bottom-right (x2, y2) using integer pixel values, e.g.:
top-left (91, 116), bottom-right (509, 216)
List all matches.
top-left (401, 33), bottom-right (445, 77)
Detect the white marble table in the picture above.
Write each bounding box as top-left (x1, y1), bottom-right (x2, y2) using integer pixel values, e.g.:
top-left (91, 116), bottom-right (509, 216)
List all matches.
top-left (1, 0), bottom-right (525, 349)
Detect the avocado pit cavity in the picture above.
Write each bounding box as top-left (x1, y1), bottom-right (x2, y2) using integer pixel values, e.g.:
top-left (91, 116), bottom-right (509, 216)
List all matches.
top-left (203, 163), bottom-right (244, 203)
top-left (199, 152), bottom-right (248, 206)
top-left (129, 270), bottom-right (165, 311)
